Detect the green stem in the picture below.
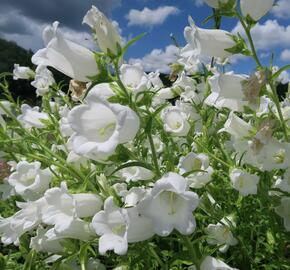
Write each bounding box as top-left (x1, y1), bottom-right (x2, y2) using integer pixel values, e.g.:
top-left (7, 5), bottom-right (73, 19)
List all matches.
top-left (194, 139), bottom-right (231, 168)
top-left (148, 246), bottom-right (166, 269)
top-left (236, 11), bottom-right (262, 68)
top-left (181, 235), bottom-right (197, 263)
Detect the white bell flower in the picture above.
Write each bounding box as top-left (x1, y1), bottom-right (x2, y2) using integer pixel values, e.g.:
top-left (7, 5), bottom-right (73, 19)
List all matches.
top-left (152, 87), bottom-right (180, 107)
top-left (124, 187), bottom-right (148, 207)
top-left (275, 197), bottom-right (290, 231)
top-left (200, 256), bottom-right (238, 270)
top-left (83, 5), bottom-right (121, 55)
top-left (13, 64), bottom-right (34, 80)
top-left (8, 161), bottom-right (52, 200)
top-left (161, 105), bottom-right (190, 136)
top-left (206, 219), bottom-right (238, 252)
top-left (204, 0), bottom-right (229, 8)
top-left (32, 21), bottom-right (99, 82)
top-left (205, 72), bottom-right (249, 112)
top-left (0, 198), bottom-right (48, 245)
top-left (88, 83), bottom-right (116, 100)
top-left (92, 197), bottom-right (154, 255)
top-left (219, 112), bottom-right (252, 140)
top-left (45, 219), bottom-right (96, 241)
top-left (120, 64), bottom-right (149, 94)
top-left (119, 165), bottom-right (154, 183)
top-left (42, 182), bottom-right (102, 233)
top-left (68, 89), bottom-right (140, 161)
top-left (177, 45), bottom-right (201, 75)
top-left (138, 172), bottom-right (199, 236)
top-left (273, 169), bottom-right (290, 193)
top-left (59, 105), bottom-right (74, 137)
top-left (241, 0), bottom-right (274, 21)
top-left (31, 65), bottom-right (55, 96)
top-left (17, 104), bottom-right (49, 129)
top-left (256, 141), bottom-right (290, 171)
top-left (30, 226), bottom-right (63, 253)
top-left (230, 169), bottom-right (259, 196)
top-left (178, 152), bottom-right (213, 189)
top-left (184, 17), bottom-right (235, 58)
top-left (147, 71), bottom-right (164, 91)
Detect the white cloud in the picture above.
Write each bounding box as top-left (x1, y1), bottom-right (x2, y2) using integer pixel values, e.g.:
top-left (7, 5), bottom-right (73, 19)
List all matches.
top-left (280, 49), bottom-right (290, 62)
top-left (129, 45), bottom-right (179, 73)
top-left (0, 8), bottom-right (96, 52)
top-left (232, 20), bottom-right (290, 50)
top-left (271, 0), bottom-right (290, 19)
top-left (126, 6), bottom-right (180, 27)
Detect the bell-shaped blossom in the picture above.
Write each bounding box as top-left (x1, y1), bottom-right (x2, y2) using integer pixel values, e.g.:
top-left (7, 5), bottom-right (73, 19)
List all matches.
top-left (204, 0), bottom-right (229, 8)
top-left (42, 182), bottom-right (102, 233)
top-left (30, 226), bottom-right (63, 253)
top-left (31, 65), bottom-right (55, 96)
top-left (275, 197), bottom-right (290, 231)
top-left (86, 83), bottom-right (115, 100)
top-left (200, 256), bottom-right (238, 270)
top-left (241, 0), bottom-right (274, 21)
top-left (273, 169), bottom-right (290, 194)
top-left (138, 172), bottom-right (199, 236)
top-left (206, 218), bottom-right (238, 252)
top-left (220, 112), bottom-right (252, 140)
top-left (0, 198), bottom-right (48, 245)
top-left (152, 87), bottom-right (180, 107)
top-left (161, 105), bottom-right (190, 136)
top-left (120, 64), bottom-right (148, 94)
top-left (147, 71), bottom-right (164, 91)
top-left (68, 89), bottom-right (140, 161)
top-left (178, 152), bottom-right (213, 188)
top-left (45, 219), bottom-right (96, 241)
top-left (92, 197), bottom-right (154, 255)
top-left (205, 72), bottom-right (249, 112)
top-left (124, 187), bottom-right (148, 207)
top-left (17, 104), bottom-right (49, 129)
top-left (32, 21), bottom-right (99, 82)
top-left (13, 64), bottom-right (34, 80)
top-left (256, 141), bottom-right (290, 171)
top-left (8, 161), bottom-right (52, 200)
top-left (184, 17), bottom-right (235, 58)
top-left (177, 45), bottom-right (201, 75)
top-left (119, 165), bottom-right (154, 183)
top-left (230, 169), bottom-right (259, 196)
top-left (59, 105), bottom-right (74, 137)
top-left (83, 5), bottom-right (121, 55)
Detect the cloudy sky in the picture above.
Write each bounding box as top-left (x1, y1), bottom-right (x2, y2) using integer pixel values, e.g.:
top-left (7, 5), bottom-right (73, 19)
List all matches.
top-left (1, 0), bottom-right (290, 75)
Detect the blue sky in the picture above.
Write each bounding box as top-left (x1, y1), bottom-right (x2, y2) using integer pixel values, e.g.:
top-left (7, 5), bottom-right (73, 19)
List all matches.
top-left (110, 0), bottom-right (290, 75)
top-left (0, 0), bottom-right (290, 76)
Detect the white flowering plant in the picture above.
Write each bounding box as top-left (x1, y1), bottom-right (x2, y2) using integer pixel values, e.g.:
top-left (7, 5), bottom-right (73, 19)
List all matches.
top-left (0, 1), bottom-right (290, 269)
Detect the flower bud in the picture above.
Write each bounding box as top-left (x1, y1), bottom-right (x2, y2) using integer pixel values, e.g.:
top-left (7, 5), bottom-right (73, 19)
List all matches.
top-left (13, 64), bottom-right (34, 80)
top-left (83, 5), bottom-right (121, 55)
top-left (240, 0), bottom-right (274, 21)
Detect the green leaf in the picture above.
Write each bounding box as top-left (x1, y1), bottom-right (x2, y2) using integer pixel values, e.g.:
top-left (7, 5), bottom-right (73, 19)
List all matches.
top-left (121, 33), bottom-right (147, 58)
top-left (272, 65), bottom-right (290, 81)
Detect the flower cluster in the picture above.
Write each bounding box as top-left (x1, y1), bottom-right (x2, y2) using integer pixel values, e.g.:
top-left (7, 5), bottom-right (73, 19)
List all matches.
top-left (0, 1), bottom-right (289, 269)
